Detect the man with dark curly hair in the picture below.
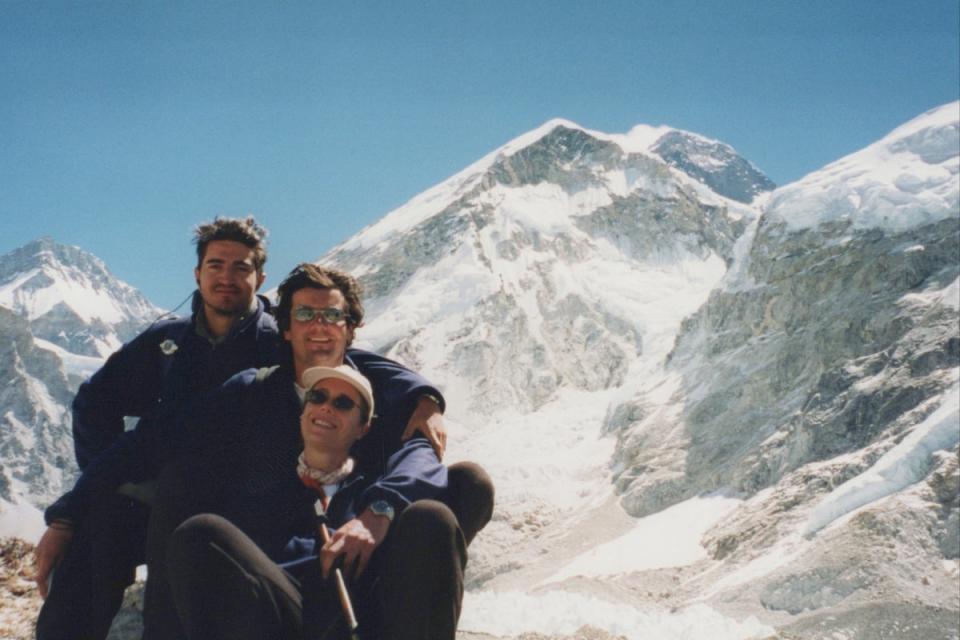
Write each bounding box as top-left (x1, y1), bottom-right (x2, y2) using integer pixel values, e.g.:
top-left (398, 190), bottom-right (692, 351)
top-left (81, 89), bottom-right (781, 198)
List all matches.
top-left (144, 263), bottom-right (493, 639)
top-left (33, 219), bottom-right (456, 640)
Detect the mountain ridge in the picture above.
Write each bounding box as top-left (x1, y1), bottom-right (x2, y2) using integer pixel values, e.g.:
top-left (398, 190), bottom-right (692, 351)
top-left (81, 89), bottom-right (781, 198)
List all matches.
top-left (0, 105), bottom-right (957, 639)
top-left (0, 237), bottom-right (161, 357)
top-left (330, 118), bottom-right (771, 258)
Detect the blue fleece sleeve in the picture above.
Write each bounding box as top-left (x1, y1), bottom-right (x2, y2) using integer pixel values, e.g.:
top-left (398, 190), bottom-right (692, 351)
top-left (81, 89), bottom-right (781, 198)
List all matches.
top-left (72, 324), bottom-right (170, 469)
top-left (280, 441), bottom-right (448, 572)
top-left (357, 438), bottom-right (448, 514)
top-left (347, 348), bottom-right (447, 477)
top-left (46, 367), bottom-right (262, 526)
top-left (347, 348), bottom-right (446, 415)
top-left (47, 429), bottom-right (144, 525)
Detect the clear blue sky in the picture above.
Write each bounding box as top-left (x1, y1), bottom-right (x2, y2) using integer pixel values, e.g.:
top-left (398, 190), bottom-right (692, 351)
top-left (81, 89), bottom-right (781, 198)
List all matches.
top-left (2, 1), bottom-right (958, 311)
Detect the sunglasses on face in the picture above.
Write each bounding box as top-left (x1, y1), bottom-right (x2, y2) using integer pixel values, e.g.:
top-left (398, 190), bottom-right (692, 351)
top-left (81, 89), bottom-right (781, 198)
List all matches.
top-left (304, 387), bottom-right (361, 414)
top-left (293, 306), bottom-right (349, 325)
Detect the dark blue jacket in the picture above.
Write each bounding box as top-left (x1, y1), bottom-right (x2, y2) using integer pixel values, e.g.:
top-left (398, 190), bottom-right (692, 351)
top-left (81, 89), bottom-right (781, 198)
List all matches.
top-left (45, 293), bottom-right (446, 527)
top-left (277, 439), bottom-right (444, 638)
top-left (46, 293), bottom-right (281, 524)
top-left (178, 358), bottom-right (447, 560)
top-left (72, 293), bottom-right (281, 470)
top-left (194, 362), bottom-right (446, 640)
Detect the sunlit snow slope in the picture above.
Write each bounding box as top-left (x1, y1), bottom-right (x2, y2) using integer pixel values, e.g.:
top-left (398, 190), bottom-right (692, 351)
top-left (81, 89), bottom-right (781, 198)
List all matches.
top-left (318, 105), bottom-right (958, 639)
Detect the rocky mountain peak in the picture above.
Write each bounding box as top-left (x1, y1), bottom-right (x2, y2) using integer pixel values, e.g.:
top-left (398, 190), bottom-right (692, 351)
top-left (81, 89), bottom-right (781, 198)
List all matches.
top-left (0, 237), bottom-right (160, 357)
top-left (488, 124), bottom-right (623, 189)
top-left (651, 130), bottom-right (776, 204)
top-left (0, 238), bottom-right (161, 513)
top-left (485, 121), bottom-right (777, 206)
top-left (321, 119), bottom-right (756, 418)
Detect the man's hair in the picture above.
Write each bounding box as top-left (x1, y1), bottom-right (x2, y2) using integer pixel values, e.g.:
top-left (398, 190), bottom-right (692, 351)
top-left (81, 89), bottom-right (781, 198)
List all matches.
top-left (276, 263), bottom-right (365, 340)
top-left (193, 216), bottom-right (268, 272)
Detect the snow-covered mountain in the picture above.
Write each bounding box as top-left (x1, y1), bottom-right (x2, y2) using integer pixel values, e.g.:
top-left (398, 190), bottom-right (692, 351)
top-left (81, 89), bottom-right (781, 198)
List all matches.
top-left (316, 107), bottom-right (958, 639)
top-left (614, 102), bottom-right (959, 516)
top-left (0, 307), bottom-right (75, 508)
top-left (600, 102), bottom-right (960, 638)
top-left (0, 238), bottom-right (160, 528)
top-left (650, 129), bottom-right (776, 203)
top-left (1, 106), bottom-right (957, 640)
top-left (0, 237), bottom-right (160, 358)
top-left (324, 119), bottom-right (763, 413)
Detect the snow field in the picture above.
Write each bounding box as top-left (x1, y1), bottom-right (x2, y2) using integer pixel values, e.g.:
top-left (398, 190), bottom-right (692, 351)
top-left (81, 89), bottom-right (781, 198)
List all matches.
top-left (459, 590), bottom-right (774, 640)
top-left (768, 101), bottom-right (959, 233)
top-left (443, 385), bottom-right (620, 513)
top-left (0, 265), bottom-right (138, 329)
top-left (358, 240), bottom-right (499, 349)
top-left (899, 275), bottom-right (960, 312)
top-left (34, 338), bottom-right (104, 380)
top-left (0, 496), bottom-right (45, 543)
top-left (543, 493), bottom-right (743, 582)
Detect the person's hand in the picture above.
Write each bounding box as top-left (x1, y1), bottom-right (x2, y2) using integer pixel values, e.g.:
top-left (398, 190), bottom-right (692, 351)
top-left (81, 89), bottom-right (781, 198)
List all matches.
top-left (320, 509), bottom-right (391, 580)
top-left (401, 395), bottom-right (446, 460)
top-left (34, 524), bottom-right (74, 599)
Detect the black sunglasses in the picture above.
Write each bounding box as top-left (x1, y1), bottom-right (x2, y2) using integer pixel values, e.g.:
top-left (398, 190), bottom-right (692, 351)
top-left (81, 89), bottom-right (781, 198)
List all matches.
top-left (293, 306), bottom-right (350, 325)
top-left (304, 387), bottom-right (361, 414)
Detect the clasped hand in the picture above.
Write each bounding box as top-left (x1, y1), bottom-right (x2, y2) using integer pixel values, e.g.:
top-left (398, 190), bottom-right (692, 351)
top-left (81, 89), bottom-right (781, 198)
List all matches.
top-left (320, 508), bottom-right (391, 580)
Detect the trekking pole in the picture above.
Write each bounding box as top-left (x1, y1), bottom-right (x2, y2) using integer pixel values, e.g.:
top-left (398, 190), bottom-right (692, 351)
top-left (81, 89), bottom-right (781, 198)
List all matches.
top-left (315, 500), bottom-right (361, 640)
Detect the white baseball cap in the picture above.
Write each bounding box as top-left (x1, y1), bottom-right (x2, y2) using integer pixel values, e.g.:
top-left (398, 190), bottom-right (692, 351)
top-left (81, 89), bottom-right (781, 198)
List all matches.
top-left (301, 365), bottom-right (374, 422)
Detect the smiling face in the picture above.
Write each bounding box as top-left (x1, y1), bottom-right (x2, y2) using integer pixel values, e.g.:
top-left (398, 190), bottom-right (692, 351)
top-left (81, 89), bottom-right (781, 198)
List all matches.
top-left (300, 378), bottom-right (369, 463)
top-left (284, 287), bottom-right (353, 380)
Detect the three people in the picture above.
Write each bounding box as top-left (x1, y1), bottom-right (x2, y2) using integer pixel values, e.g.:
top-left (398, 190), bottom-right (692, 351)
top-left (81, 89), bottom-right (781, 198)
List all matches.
top-left (34, 218), bottom-right (493, 639)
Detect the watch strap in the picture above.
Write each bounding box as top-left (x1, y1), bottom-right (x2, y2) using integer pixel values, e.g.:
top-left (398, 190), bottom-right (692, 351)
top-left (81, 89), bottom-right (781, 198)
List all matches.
top-left (368, 499), bottom-right (395, 522)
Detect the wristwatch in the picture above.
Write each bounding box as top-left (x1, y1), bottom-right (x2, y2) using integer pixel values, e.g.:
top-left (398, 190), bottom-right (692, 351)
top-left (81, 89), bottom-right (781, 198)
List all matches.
top-left (420, 393), bottom-right (443, 410)
top-left (368, 500), bottom-right (396, 523)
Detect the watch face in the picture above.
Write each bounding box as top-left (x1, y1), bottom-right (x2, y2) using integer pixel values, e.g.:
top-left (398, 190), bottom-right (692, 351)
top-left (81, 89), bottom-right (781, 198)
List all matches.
top-left (370, 500), bottom-right (395, 521)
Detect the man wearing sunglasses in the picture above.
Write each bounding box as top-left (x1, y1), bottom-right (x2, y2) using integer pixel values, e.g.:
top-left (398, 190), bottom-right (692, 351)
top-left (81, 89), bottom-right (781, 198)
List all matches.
top-left (33, 216), bottom-right (458, 640)
top-left (141, 263), bottom-right (492, 639)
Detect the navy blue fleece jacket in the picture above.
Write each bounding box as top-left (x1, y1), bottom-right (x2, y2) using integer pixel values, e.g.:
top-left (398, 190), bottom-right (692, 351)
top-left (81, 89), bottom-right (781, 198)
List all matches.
top-left (174, 357), bottom-right (447, 559)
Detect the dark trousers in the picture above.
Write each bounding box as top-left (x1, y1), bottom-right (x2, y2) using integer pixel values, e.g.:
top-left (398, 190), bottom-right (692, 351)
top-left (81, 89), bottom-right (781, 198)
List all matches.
top-left (166, 514), bottom-right (304, 640)
top-left (442, 461), bottom-right (495, 548)
top-left (143, 459), bottom-right (494, 640)
top-left (167, 500), bottom-right (467, 640)
top-left (142, 455), bottom-right (221, 640)
top-left (380, 499), bottom-right (466, 639)
top-left (35, 491), bottom-right (149, 640)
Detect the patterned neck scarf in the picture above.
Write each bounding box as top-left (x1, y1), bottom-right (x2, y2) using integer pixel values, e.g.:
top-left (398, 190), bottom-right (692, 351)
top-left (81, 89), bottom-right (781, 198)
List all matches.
top-left (297, 452), bottom-right (355, 497)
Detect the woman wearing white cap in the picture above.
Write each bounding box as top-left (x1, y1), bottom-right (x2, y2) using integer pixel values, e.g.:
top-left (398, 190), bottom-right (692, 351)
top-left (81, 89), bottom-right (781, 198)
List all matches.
top-left (166, 364), bottom-right (461, 639)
